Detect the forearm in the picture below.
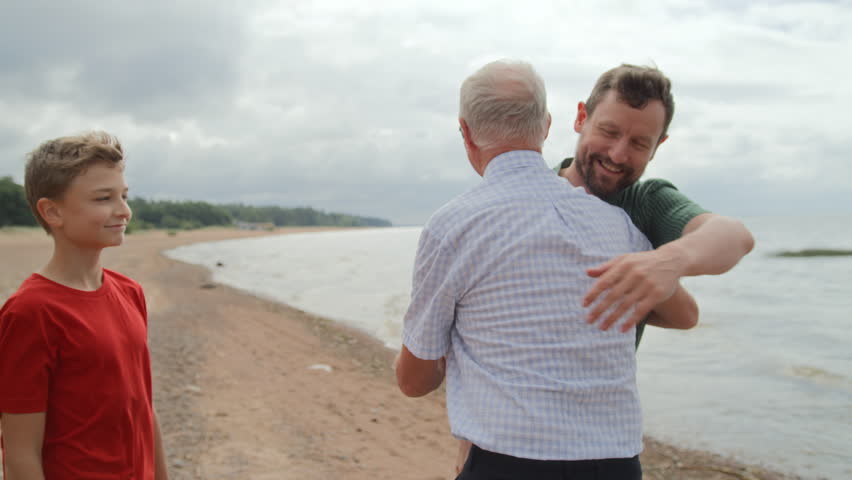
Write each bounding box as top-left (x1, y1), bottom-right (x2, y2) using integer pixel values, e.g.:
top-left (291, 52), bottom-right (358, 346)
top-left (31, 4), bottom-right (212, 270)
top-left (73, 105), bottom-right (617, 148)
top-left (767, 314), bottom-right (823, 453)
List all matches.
top-left (663, 214), bottom-right (754, 277)
top-left (153, 410), bottom-right (169, 480)
top-left (5, 453), bottom-right (45, 480)
top-left (646, 284), bottom-right (698, 329)
top-left (1, 412), bottom-right (46, 480)
top-left (456, 439), bottom-right (472, 474)
top-left (396, 345), bottom-right (446, 397)
top-left (399, 358), bottom-right (446, 397)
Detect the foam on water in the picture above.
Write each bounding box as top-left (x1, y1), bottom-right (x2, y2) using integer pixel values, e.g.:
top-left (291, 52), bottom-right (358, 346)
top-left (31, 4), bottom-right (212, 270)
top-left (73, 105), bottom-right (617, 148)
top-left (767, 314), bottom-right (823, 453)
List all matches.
top-left (167, 227), bottom-right (421, 348)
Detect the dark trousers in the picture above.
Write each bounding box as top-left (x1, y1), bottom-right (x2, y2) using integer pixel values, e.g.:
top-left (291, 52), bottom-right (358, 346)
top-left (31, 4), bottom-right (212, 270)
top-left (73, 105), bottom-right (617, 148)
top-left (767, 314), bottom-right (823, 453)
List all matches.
top-left (456, 445), bottom-right (642, 480)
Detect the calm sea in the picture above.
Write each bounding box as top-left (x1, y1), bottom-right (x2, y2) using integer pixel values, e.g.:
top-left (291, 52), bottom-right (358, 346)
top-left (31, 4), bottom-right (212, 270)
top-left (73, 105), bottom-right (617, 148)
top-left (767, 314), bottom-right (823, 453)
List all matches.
top-left (166, 215), bottom-right (852, 479)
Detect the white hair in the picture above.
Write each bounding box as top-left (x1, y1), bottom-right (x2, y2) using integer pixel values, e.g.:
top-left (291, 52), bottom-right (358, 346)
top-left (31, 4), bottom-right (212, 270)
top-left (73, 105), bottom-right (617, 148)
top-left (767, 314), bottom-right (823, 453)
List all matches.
top-left (459, 60), bottom-right (549, 150)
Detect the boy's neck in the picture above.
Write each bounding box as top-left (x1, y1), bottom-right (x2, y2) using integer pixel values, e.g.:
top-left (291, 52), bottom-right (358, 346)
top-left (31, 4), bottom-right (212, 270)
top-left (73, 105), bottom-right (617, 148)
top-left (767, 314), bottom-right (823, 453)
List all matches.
top-left (39, 236), bottom-right (106, 291)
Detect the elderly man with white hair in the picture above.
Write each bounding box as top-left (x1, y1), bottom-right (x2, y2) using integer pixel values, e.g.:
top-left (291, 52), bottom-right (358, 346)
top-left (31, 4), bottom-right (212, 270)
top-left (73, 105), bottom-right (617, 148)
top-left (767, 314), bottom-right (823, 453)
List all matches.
top-left (395, 60), bottom-right (697, 479)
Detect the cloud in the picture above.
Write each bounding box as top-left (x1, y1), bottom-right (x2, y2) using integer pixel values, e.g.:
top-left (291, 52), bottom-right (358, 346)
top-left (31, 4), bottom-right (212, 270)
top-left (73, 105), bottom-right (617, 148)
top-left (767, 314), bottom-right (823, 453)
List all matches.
top-left (1, 0), bottom-right (850, 225)
top-left (0, 1), bottom-right (255, 123)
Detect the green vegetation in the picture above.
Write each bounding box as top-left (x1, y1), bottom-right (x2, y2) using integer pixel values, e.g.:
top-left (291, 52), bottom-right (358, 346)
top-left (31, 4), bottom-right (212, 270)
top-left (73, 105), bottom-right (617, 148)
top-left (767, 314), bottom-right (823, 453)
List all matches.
top-left (0, 177), bottom-right (391, 231)
top-left (0, 177), bottom-right (38, 227)
top-left (774, 249), bottom-right (852, 258)
top-left (220, 204), bottom-right (390, 228)
top-left (128, 198), bottom-right (233, 231)
top-left (127, 199), bottom-right (391, 231)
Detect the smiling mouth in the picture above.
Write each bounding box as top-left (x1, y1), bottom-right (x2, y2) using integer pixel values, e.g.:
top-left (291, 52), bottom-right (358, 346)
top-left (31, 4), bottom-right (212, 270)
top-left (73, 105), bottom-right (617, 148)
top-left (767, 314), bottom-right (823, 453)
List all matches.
top-left (598, 157), bottom-right (624, 174)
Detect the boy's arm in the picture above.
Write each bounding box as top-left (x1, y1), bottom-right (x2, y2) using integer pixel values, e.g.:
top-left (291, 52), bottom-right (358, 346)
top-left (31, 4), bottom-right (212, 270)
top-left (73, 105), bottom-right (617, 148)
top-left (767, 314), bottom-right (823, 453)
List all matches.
top-left (1, 412), bottom-right (46, 480)
top-left (584, 212), bottom-right (753, 329)
top-left (153, 409), bottom-right (169, 480)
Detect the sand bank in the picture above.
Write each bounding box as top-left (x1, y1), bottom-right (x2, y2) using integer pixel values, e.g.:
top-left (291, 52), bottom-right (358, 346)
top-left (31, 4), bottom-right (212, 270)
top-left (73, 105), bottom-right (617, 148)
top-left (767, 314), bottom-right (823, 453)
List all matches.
top-left (0, 227), bottom-right (804, 479)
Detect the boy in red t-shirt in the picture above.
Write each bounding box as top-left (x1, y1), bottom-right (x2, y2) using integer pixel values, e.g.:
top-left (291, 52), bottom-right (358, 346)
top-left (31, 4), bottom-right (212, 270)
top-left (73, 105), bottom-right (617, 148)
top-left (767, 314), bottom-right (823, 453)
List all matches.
top-left (0, 132), bottom-right (169, 479)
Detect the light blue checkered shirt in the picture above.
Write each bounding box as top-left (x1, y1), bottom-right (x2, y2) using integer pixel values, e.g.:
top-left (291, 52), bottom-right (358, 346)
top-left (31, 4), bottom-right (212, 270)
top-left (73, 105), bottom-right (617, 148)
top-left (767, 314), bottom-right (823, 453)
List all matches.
top-left (402, 150), bottom-right (652, 461)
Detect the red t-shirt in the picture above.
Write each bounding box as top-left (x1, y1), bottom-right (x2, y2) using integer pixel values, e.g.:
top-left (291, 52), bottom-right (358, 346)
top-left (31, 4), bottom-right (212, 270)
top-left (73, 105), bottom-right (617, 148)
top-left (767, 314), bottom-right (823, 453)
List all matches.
top-left (0, 269), bottom-right (154, 479)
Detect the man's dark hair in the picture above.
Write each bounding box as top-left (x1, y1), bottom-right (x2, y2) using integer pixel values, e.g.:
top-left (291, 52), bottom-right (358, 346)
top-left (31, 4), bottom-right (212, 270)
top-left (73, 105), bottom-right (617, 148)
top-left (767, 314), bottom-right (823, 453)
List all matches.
top-left (586, 64), bottom-right (675, 141)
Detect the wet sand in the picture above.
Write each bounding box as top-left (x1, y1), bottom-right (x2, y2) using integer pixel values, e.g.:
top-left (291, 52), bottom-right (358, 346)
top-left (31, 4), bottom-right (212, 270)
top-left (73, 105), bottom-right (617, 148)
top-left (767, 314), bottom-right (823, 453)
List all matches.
top-left (0, 227), bottom-right (804, 479)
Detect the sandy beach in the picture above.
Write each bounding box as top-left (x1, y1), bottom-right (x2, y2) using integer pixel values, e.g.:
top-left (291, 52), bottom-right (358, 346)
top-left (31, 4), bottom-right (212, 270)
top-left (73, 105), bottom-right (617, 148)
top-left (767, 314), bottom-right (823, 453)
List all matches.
top-left (0, 227), bottom-right (805, 480)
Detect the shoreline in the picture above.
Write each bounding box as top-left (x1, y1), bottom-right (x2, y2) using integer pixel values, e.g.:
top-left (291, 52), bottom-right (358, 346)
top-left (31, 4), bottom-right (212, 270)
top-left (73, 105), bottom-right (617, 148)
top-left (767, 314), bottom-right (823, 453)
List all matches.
top-left (0, 227), bottom-right (807, 479)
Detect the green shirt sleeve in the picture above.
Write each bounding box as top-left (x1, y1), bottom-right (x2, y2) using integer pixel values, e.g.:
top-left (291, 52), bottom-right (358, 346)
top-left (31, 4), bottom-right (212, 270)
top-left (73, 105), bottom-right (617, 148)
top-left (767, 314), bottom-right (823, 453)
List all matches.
top-left (609, 179), bottom-right (709, 248)
top-left (553, 158), bottom-right (571, 173)
top-left (552, 157), bottom-right (709, 248)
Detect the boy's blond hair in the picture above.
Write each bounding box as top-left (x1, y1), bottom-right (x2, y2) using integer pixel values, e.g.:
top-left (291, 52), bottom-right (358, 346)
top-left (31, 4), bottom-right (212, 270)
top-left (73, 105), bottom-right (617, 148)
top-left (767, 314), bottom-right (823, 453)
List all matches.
top-left (25, 131), bottom-right (125, 233)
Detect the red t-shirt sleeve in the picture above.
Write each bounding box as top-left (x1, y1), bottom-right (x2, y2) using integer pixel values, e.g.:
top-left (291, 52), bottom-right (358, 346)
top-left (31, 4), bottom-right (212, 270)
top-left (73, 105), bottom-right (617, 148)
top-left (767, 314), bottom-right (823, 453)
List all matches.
top-left (136, 285), bottom-right (148, 328)
top-left (0, 305), bottom-right (55, 413)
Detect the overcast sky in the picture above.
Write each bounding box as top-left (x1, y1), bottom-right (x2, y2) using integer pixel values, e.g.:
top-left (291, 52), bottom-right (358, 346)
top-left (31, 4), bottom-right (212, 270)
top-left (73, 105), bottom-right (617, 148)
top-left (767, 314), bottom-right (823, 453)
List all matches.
top-left (1, 0), bottom-right (849, 225)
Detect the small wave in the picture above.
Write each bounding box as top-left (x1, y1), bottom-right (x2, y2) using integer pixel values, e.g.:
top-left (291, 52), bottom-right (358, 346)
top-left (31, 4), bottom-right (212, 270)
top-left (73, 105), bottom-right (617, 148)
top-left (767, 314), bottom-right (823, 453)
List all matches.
top-left (786, 365), bottom-right (848, 386)
top-left (772, 249), bottom-right (852, 258)
top-left (384, 293), bottom-right (409, 317)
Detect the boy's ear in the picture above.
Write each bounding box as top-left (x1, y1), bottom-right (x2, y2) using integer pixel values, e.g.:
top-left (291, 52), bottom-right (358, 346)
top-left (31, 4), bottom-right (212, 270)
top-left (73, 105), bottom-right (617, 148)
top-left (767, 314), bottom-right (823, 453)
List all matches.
top-left (36, 198), bottom-right (63, 229)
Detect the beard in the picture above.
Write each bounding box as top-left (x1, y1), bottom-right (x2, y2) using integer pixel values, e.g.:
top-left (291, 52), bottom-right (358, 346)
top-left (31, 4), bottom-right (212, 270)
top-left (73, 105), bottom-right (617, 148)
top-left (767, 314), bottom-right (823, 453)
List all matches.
top-left (576, 151), bottom-right (638, 198)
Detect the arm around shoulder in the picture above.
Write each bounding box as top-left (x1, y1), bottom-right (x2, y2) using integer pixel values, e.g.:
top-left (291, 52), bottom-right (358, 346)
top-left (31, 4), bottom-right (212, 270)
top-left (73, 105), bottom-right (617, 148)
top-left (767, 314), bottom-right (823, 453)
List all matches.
top-left (628, 179), bottom-right (754, 277)
top-left (644, 283), bottom-right (698, 329)
top-left (671, 213), bottom-right (755, 277)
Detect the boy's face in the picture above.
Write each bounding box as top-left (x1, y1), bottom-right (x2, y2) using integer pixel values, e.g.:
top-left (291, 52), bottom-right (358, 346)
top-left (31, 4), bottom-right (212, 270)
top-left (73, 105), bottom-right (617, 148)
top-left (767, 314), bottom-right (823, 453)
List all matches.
top-left (50, 163), bottom-right (132, 249)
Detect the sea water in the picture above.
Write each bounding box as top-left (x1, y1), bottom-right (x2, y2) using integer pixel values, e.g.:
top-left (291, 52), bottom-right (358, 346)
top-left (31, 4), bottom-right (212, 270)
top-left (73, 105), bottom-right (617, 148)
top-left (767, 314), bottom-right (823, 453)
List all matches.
top-left (166, 216), bottom-right (852, 479)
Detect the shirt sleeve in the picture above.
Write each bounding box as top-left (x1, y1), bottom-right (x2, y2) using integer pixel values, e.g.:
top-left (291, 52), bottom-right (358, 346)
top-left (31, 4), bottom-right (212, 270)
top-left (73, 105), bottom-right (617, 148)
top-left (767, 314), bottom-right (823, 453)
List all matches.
top-left (134, 283), bottom-right (148, 328)
top-left (401, 227), bottom-right (459, 360)
top-left (0, 305), bottom-right (55, 413)
top-left (617, 179), bottom-right (710, 248)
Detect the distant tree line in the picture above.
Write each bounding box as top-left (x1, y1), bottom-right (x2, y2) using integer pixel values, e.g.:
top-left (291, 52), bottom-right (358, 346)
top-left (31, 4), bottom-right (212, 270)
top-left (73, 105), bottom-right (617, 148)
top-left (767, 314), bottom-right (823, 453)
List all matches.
top-left (0, 177), bottom-right (38, 227)
top-left (0, 177), bottom-right (391, 230)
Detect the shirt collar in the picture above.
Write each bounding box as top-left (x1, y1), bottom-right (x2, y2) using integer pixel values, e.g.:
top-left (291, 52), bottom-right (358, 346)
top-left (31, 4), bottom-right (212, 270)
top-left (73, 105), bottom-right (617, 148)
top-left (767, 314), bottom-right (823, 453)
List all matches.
top-left (483, 150), bottom-right (547, 178)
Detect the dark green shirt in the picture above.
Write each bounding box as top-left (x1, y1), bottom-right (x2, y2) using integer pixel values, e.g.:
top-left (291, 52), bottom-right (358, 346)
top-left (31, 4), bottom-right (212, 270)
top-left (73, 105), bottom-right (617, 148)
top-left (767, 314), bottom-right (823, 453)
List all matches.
top-left (555, 158), bottom-right (709, 346)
